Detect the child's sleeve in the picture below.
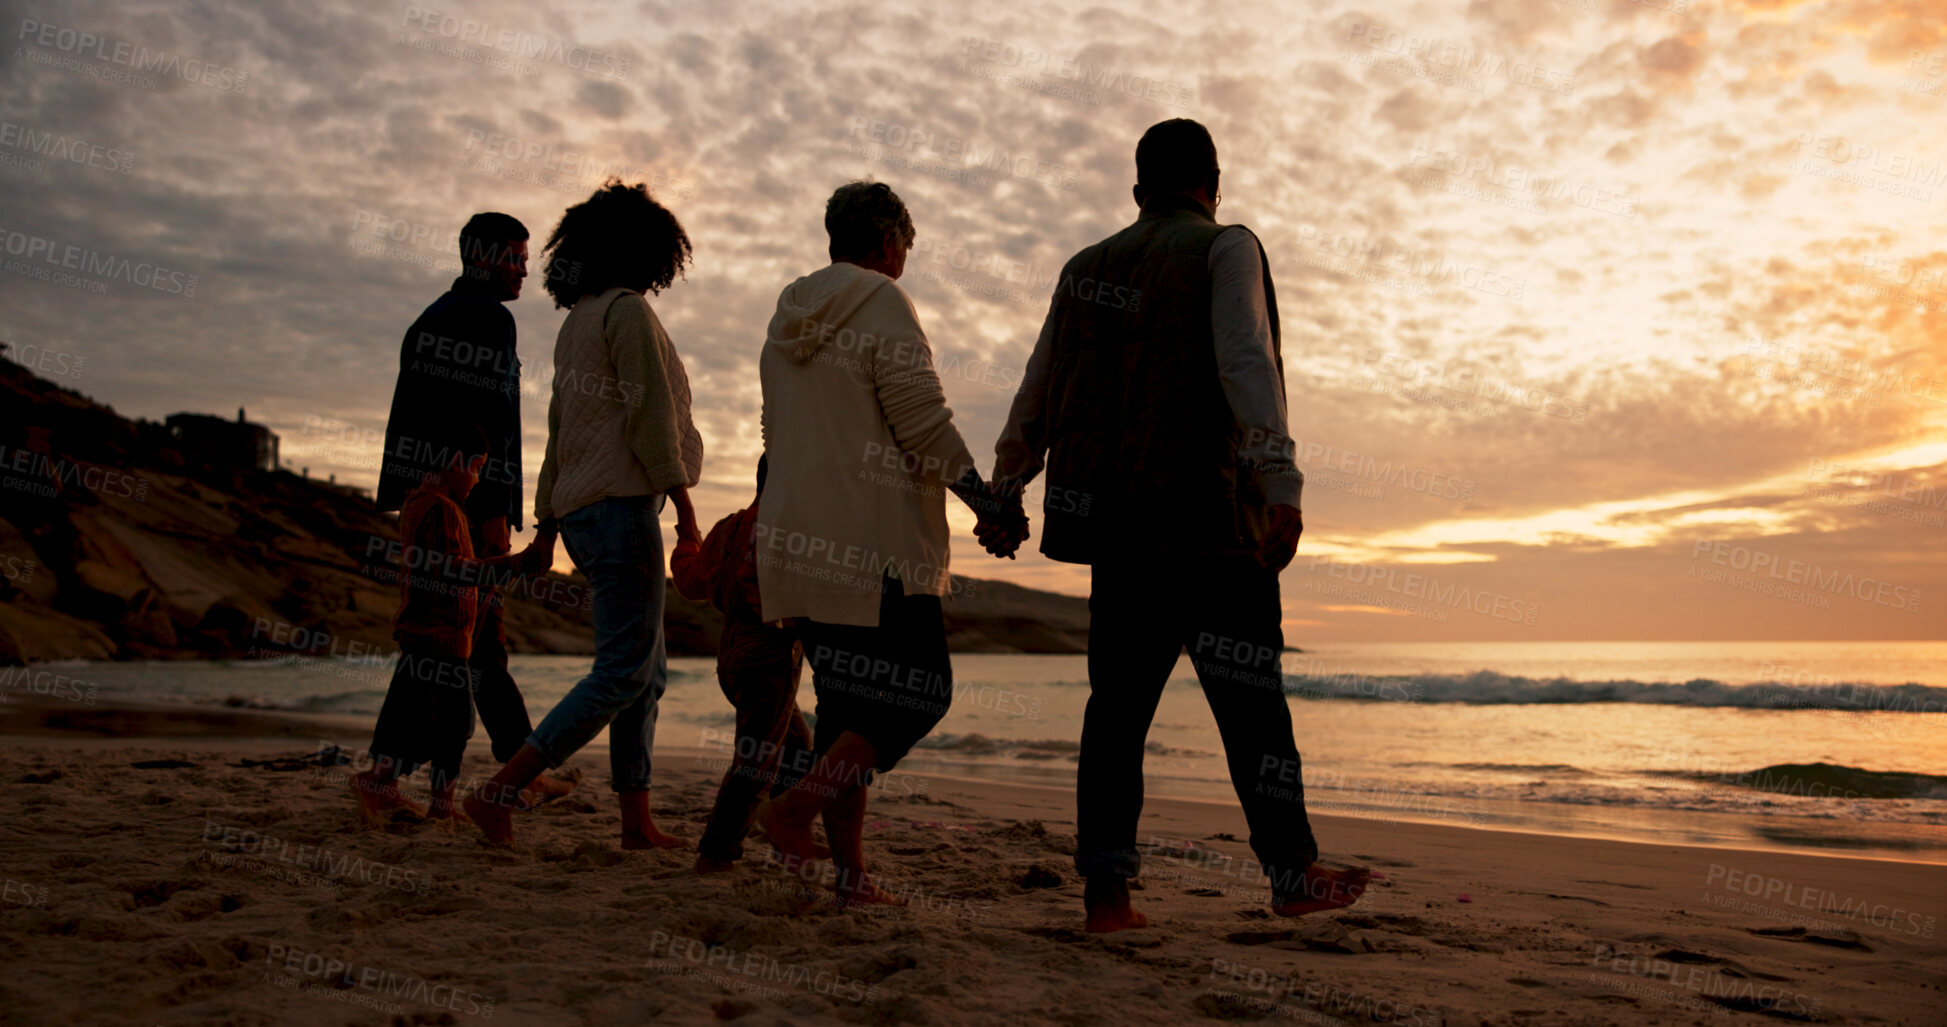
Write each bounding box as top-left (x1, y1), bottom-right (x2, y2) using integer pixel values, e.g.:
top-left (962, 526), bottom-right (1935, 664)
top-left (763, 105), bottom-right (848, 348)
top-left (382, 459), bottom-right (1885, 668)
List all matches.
top-left (671, 512), bottom-right (740, 611)
top-left (669, 536), bottom-right (707, 603)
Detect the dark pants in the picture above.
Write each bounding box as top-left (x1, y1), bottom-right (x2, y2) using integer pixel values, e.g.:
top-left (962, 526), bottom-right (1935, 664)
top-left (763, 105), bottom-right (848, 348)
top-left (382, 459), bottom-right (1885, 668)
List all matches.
top-left (1076, 556), bottom-right (1319, 900)
top-left (697, 621), bottom-right (811, 862)
top-left (368, 649), bottom-right (478, 791)
top-left (799, 575), bottom-right (953, 774)
top-left (465, 513), bottom-right (535, 762)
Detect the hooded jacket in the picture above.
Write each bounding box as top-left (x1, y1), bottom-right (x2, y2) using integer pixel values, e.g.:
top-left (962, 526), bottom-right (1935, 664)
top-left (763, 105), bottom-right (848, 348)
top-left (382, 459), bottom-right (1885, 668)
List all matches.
top-left (755, 262), bottom-right (977, 627)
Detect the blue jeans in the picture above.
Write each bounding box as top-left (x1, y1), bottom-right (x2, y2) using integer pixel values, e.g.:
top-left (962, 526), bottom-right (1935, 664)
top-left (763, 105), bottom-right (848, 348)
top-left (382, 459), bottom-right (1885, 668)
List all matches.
top-left (527, 494), bottom-right (667, 791)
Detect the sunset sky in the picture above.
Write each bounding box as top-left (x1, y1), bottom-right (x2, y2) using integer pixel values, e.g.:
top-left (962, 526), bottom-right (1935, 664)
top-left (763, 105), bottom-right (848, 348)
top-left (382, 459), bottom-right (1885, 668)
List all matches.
top-left (2, 0), bottom-right (1942, 642)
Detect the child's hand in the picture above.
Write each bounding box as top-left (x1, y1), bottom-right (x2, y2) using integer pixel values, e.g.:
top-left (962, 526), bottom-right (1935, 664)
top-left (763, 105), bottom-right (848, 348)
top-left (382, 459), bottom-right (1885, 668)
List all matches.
top-left (521, 528), bottom-right (557, 574)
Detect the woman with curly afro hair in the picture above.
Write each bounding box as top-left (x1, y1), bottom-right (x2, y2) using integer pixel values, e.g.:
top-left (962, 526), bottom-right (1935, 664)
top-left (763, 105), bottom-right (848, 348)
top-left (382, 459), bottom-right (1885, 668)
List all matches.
top-left (466, 180), bottom-right (706, 849)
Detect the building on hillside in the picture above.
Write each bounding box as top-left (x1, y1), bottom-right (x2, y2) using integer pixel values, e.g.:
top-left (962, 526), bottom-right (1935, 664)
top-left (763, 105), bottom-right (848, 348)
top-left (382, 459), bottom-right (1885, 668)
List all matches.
top-left (164, 407), bottom-right (280, 472)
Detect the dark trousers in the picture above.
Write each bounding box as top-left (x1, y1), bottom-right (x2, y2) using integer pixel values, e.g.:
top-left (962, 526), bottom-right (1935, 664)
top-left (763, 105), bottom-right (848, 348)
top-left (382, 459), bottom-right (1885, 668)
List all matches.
top-left (368, 649), bottom-right (478, 791)
top-left (697, 621), bottom-right (811, 862)
top-left (468, 592), bottom-right (535, 762)
top-left (466, 512), bottom-right (535, 762)
top-left (1076, 556), bottom-right (1319, 899)
top-left (799, 574), bottom-right (953, 773)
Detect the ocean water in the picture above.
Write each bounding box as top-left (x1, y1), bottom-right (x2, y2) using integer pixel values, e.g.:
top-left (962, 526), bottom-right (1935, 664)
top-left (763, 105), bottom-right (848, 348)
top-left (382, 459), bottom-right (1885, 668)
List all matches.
top-left (19, 641), bottom-right (1947, 864)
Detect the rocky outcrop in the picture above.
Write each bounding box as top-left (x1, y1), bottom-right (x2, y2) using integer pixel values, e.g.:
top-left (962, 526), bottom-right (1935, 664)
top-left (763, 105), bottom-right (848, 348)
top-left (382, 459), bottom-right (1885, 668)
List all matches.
top-left (0, 352), bottom-right (1089, 664)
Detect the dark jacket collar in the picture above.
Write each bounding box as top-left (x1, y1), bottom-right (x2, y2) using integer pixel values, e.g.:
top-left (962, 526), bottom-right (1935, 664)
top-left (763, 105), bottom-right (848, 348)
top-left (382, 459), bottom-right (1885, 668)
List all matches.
top-left (1137, 192), bottom-right (1217, 223)
top-left (449, 271), bottom-right (511, 301)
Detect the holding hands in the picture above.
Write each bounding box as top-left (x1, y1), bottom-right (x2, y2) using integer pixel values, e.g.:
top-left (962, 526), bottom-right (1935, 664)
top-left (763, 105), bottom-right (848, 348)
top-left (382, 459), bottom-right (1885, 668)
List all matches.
top-left (519, 521), bottom-right (559, 575)
top-left (671, 486), bottom-right (702, 547)
top-left (950, 468), bottom-right (1029, 560)
top-left (976, 479), bottom-right (1030, 560)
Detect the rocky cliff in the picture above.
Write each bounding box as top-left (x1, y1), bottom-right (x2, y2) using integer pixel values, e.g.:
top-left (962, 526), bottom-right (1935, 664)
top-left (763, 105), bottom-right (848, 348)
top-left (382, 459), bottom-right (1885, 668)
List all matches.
top-left (0, 351), bottom-right (1088, 664)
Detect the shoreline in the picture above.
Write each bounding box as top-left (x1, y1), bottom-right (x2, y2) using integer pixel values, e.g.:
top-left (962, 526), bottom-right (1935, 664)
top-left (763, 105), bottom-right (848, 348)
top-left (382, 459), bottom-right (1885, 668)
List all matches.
top-left (7, 692), bottom-right (1944, 867)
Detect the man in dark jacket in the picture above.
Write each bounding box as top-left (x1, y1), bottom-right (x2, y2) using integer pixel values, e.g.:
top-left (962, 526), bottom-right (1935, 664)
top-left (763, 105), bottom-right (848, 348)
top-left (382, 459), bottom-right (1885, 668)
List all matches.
top-left (377, 211), bottom-right (551, 780)
top-left (992, 120), bottom-right (1369, 932)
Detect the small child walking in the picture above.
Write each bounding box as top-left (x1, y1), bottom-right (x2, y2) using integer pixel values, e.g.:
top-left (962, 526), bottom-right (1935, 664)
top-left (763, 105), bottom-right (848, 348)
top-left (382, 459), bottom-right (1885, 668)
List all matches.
top-left (355, 429), bottom-right (554, 826)
top-left (670, 455), bottom-right (813, 872)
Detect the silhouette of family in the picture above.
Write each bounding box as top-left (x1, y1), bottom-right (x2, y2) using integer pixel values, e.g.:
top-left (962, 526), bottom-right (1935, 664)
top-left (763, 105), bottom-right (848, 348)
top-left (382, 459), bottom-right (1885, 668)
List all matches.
top-left (354, 118), bottom-right (1370, 931)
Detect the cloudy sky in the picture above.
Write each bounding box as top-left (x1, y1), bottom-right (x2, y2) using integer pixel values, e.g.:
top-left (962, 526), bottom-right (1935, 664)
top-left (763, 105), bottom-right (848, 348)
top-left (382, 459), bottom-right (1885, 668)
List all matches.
top-left (2, 0), bottom-right (1942, 641)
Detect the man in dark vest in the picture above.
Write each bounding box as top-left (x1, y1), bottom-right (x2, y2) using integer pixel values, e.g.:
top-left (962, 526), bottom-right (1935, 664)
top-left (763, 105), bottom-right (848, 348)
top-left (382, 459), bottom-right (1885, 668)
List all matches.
top-left (377, 212), bottom-right (571, 801)
top-left (992, 120), bottom-right (1369, 932)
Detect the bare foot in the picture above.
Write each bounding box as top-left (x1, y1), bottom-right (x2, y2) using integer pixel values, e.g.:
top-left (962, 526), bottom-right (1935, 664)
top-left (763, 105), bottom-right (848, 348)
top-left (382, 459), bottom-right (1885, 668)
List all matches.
top-left (426, 791), bottom-right (470, 824)
top-left (462, 783), bottom-right (518, 847)
top-left (694, 855), bottom-right (736, 874)
top-left (520, 772), bottom-right (578, 808)
top-left (1084, 876), bottom-right (1150, 933)
top-left (761, 799), bottom-right (823, 865)
top-left (621, 825), bottom-right (687, 850)
top-left (751, 801), bottom-right (832, 859)
top-left (1271, 864), bottom-right (1372, 917)
top-left (352, 773), bottom-right (426, 829)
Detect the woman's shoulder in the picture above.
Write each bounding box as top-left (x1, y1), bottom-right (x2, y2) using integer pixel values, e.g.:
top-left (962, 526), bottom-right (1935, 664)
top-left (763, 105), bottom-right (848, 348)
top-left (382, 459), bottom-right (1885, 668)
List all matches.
top-left (597, 288), bottom-right (664, 335)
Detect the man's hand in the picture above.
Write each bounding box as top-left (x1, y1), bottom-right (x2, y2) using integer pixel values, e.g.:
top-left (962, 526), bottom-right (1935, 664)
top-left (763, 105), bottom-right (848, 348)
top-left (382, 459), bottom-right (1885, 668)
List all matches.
top-left (976, 505), bottom-right (1029, 559)
top-left (975, 477), bottom-right (1030, 559)
top-left (1257, 505), bottom-right (1303, 571)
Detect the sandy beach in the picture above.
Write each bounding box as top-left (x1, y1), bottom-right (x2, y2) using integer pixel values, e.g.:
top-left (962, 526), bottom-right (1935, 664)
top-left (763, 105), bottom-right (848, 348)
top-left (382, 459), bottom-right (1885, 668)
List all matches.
top-left (0, 698), bottom-right (1940, 1026)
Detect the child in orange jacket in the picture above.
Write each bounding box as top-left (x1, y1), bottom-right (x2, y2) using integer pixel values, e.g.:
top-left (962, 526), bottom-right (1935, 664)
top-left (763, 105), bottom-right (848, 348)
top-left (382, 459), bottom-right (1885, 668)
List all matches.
top-left (670, 455), bottom-right (812, 872)
top-left (355, 432), bottom-right (555, 825)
